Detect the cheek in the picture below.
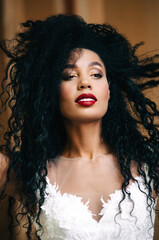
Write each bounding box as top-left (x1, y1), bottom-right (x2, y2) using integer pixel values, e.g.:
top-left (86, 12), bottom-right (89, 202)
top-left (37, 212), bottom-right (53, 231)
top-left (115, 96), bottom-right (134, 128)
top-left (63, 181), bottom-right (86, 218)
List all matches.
top-left (59, 84), bottom-right (72, 116)
top-left (59, 83), bottom-right (72, 102)
top-left (100, 82), bottom-right (110, 101)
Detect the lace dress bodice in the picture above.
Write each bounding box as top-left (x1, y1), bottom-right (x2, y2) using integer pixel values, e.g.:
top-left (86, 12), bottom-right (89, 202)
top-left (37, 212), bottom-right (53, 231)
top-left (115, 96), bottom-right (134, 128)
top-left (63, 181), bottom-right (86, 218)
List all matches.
top-left (34, 155), bottom-right (156, 240)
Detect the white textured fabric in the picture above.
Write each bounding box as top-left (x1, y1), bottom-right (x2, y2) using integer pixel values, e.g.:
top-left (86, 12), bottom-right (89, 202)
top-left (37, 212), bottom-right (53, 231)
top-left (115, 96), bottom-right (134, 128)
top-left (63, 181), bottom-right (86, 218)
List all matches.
top-left (34, 174), bottom-right (156, 240)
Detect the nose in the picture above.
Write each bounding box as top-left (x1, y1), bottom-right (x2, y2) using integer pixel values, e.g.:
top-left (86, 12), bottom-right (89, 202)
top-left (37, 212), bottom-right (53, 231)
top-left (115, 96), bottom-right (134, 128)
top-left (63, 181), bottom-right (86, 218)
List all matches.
top-left (77, 77), bottom-right (92, 90)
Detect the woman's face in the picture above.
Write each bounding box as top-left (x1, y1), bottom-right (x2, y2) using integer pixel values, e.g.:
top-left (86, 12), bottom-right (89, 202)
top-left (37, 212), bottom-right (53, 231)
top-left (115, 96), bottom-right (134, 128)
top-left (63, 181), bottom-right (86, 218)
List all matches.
top-left (59, 49), bottom-right (110, 122)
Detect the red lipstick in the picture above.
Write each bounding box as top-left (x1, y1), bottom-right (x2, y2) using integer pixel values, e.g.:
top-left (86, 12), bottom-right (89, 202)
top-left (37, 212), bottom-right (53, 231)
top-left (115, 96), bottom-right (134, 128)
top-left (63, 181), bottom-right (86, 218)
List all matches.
top-left (75, 93), bottom-right (97, 106)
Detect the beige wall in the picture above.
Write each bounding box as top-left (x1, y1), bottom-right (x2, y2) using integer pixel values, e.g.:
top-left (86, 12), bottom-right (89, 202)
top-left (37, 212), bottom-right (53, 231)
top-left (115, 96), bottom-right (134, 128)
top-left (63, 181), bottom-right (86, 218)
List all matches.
top-left (0, 0), bottom-right (159, 239)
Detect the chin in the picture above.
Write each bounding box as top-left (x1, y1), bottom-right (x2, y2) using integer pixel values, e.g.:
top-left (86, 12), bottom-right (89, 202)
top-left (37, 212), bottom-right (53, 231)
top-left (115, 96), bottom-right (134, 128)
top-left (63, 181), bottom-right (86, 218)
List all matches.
top-left (66, 112), bottom-right (107, 122)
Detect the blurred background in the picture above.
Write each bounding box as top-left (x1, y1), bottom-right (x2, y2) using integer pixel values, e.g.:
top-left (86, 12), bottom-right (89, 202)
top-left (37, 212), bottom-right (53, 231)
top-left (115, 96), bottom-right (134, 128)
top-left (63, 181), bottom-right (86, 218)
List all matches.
top-left (0, 0), bottom-right (159, 239)
top-left (0, 0), bottom-right (159, 113)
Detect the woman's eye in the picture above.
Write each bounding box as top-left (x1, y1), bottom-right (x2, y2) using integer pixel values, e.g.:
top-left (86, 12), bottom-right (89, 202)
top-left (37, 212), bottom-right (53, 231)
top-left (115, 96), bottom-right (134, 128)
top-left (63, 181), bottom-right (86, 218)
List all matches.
top-left (67, 75), bottom-right (75, 79)
top-left (62, 74), bottom-right (76, 81)
top-left (92, 73), bottom-right (103, 78)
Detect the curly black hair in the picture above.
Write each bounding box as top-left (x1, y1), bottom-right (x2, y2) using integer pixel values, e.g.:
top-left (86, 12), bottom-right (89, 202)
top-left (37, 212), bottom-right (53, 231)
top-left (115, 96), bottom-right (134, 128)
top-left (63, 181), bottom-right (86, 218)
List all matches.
top-left (0, 13), bottom-right (159, 239)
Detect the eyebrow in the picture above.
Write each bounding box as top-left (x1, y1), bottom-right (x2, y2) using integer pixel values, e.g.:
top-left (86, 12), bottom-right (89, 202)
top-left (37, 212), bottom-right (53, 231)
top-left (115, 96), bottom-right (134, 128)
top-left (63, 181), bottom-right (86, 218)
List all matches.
top-left (64, 61), bottom-right (103, 69)
top-left (88, 62), bottom-right (102, 68)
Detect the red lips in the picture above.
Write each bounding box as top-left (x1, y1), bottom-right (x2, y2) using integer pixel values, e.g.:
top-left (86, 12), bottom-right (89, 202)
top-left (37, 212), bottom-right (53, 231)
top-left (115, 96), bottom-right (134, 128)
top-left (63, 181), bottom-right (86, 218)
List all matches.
top-left (75, 93), bottom-right (97, 106)
top-left (75, 93), bottom-right (97, 102)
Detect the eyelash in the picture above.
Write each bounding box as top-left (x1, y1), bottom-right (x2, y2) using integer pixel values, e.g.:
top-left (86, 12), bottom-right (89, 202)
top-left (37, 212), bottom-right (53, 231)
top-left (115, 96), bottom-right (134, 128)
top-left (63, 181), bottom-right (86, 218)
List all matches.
top-left (92, 73), bottom-right (103, 78)
top-left (62, 72), bottom-right (103, 81)
top-left (62, 75), bottom-right (76, 80)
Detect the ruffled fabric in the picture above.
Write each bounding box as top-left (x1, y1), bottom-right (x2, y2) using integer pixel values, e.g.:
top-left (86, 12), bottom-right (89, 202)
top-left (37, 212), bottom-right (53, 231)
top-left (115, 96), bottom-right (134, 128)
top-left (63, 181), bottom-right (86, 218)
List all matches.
top-left (34, 175), bottom-right (156, 240)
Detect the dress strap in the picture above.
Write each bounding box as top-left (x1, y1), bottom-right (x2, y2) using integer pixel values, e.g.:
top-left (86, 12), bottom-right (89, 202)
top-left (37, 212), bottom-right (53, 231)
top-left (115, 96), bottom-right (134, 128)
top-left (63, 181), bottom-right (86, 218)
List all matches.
top-left (144, 163), bottom-right (149, 179)
top-left (143, 163), bottom-right (155, 191)
top-left (46, 159), bottom-right (57, 184)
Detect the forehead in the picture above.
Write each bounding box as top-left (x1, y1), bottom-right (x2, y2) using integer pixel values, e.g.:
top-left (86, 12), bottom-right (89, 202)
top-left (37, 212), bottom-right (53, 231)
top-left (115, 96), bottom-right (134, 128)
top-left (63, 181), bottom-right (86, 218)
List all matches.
top-left (67, 48), bottom-right (104, 65)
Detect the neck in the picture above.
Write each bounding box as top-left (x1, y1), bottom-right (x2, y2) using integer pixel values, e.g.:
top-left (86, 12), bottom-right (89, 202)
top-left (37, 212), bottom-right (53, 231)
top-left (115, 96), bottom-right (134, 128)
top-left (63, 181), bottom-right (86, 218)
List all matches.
top-left (61, 119), bottom-right (109, 159)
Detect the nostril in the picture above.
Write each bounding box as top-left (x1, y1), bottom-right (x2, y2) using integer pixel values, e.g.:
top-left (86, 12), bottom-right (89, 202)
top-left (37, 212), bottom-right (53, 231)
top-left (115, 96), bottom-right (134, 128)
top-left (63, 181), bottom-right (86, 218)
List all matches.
top-left (79, 85), bottom-right (91, 89)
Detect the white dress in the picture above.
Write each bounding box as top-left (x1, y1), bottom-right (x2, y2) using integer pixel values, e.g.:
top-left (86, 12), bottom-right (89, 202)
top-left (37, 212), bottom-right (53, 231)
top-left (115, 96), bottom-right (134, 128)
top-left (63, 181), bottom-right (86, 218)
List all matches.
top-left (34, 155), bottom-right (156, 240)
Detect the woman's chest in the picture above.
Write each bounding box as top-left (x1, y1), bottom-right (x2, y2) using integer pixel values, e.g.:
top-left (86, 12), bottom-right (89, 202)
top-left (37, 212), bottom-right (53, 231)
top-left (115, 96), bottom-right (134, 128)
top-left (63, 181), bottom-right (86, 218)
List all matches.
top-left (48, 157), bottom-right (123, 221)
top-left (51, 157), bottom-right (123, 194)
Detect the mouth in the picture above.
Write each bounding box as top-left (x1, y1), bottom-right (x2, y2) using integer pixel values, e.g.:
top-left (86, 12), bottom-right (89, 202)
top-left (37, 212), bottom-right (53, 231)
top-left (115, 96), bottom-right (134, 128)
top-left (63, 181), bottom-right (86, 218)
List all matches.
top-left (75, 93), bottom-right (97, 106)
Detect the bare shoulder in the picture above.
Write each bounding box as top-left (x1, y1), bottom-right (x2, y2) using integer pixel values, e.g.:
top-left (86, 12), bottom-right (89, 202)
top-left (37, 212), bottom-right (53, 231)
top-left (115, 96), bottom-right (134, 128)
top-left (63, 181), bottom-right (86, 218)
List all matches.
top-left (0, 153), bottom-right (20, 199)
top-left (0, 153), bottom-right (9, 191)
top-left (46, 160), bottom-right (57, 184)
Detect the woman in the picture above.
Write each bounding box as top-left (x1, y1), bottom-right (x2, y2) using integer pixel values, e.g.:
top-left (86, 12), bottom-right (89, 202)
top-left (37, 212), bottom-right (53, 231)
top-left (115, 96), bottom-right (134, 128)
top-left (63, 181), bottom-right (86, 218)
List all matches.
top-left (0, 14), bottom-right (159, 240)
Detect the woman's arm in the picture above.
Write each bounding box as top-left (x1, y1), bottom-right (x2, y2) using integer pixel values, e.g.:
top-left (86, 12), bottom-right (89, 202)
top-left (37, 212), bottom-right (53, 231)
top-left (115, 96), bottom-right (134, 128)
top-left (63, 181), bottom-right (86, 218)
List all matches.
top-left (0, 153), bottom-right (9, 192)
top-left (0, 153), bottom-right (39, 240)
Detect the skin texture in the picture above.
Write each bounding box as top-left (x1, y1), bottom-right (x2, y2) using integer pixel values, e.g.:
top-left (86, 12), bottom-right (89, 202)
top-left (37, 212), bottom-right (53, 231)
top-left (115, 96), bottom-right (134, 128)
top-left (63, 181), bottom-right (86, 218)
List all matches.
top-left (59, 49), bottom-right (110, 159)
